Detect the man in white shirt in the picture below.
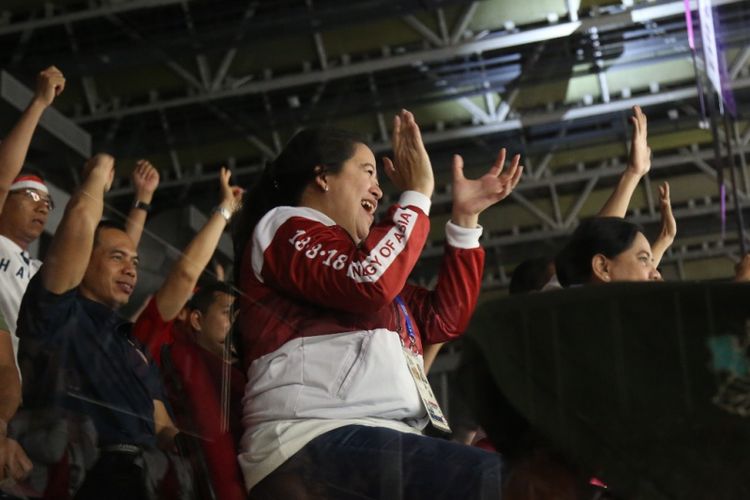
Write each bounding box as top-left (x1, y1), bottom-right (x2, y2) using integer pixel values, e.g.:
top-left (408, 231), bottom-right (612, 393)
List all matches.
top-left (0, 66), bottom-right (64, 485)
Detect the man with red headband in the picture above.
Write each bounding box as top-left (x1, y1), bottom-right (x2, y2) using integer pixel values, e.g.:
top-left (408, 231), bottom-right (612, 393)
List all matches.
top-left (0, 66), bottom-right (64, 486)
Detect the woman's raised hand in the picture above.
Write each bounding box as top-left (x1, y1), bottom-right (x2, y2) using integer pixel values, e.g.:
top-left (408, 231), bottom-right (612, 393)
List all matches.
top-left (451, 148), bottom-right (523, 228)
top-left (218, 167), bottom-right (244, 214)
top-left (627, 105), bottom-right (651, 178)
top-left (383, 109), bottom-right (434, 198)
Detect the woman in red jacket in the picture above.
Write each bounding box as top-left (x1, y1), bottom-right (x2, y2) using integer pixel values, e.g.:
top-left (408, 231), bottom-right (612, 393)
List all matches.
top-left (233, 110), bottom-right (522, 500)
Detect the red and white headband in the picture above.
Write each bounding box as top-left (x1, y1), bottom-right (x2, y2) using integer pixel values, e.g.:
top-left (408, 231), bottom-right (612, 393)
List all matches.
top-left (10, 175), bottom-right (48, 194)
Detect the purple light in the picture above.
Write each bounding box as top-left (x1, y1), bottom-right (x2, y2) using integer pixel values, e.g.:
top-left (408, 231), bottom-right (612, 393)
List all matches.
top-left (684, 0), bottom-right (695, 49)
top-left (721, 184), bottom-right (727, 235)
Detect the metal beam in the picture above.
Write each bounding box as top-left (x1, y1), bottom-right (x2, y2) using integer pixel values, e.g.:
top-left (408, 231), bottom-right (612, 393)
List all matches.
top-left (509, 192), bottom-right (561, 230)
top-left (567, 0), bottom-right (581, 22)
top-left (9, 20), bottom-right (36, 65)
top-left (0, 0), bottom-right (189, 36)
top-left (306, 0), bottom-right (329, 70)
top-left (682, 147), bottom-right (750, 202)
top-left (73, 0), bottom-right (748, 123)
top-left (212, 48), bottom-right (238, 91)
top-left (210, 2), bottom-right (259, 91)
top-left (158, 108), bottom-right (183, 179)
top-left (730, 46), bottom-right (750, 79)
top-left (436, 8), bottom-right (449, 44)
top-left (549, 181), bottom-right (564, 226)
top-left (457, 97), bottom-right (492, 125)
top-left (403, 77), bottom-right (750, 148)
top-left (484, 91), bottom-right (497, 121)
top-left (104, 14), bottom-right (205, 93)
top-left (403, 15), bottom-right (445, 47)
top-left (1, 70), bottom-right (91, 158)
top-left (450, 1), bottom-right (479, 45)
top-left (563, 175), bottom-right (599, 228)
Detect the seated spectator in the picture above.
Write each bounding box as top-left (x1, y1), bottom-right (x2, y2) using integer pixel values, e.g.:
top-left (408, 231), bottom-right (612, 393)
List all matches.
top-left (597, 106), bottom-right (676, 269)
top-left (159, 283), bottom-right (246, 500)
top-left (133, 167), bottom-right (240, 364)
top-left (509, 257), bottom-right (555, 294)
top-left (132, 167), bottom-right (245, 499)
top-left (555, 217), bottom-right (662, 286)
top-left (16, 154), bottom-right (178, 500)
top-left (233, 111), bottom-right (522, 499)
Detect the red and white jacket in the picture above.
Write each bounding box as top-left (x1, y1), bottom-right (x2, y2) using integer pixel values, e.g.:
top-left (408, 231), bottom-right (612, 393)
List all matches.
top-left (238, 191), bottom-right (484, 429)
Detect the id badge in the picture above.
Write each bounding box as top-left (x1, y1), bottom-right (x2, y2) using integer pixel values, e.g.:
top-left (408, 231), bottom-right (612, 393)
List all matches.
top-left (402, 346), bottom-right (452, 433)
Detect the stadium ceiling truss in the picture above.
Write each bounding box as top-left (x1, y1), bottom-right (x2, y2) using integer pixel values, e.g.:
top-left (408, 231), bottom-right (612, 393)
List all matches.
top-left (2, 0), bottom-right (750, 286)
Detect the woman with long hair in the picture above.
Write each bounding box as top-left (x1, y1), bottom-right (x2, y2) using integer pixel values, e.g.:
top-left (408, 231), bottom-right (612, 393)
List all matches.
top-left (233, 110), bottom-right (522, 499)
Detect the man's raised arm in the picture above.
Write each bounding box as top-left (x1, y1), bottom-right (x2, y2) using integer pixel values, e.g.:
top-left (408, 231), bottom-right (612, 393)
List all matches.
top-left (125, 159), bottom-right (160, 247)
top-left (0, 66), bottom-right (65, 209)
top-left (42, 154), bottom-right (114, 294)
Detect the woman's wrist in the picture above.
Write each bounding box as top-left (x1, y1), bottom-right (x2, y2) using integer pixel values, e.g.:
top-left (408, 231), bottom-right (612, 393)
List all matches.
top-left (213, 205), bottom-right (233, 222)
top-left (451, 212), bottom-right (478, 229)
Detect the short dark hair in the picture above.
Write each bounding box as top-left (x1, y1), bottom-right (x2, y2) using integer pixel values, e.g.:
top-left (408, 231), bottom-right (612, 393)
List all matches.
top-left (93, 219), bottom-right (128, 247)
top-left (186, 281), bottom-right (237, 314)
top-left (555, 217), bottom-right (643, 287)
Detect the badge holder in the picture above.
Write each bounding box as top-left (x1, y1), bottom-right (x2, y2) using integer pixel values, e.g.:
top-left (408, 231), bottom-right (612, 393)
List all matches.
top-left (395, 296), bottom-right (452, 434)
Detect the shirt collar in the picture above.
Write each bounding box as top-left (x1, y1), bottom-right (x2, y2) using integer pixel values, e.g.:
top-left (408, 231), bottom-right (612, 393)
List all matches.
top-left (78, 293), bottom-right (130, 330)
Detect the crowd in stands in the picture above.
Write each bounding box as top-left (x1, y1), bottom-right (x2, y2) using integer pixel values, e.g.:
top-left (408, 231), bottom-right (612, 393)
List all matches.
top-left (0, 66), bottom-right (747, 500)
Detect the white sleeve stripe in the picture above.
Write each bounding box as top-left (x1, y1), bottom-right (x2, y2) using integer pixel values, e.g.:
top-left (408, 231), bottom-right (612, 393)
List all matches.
top-left (445, 220), bottom-right (483, 249)
top-left (398, 191), bottom-right (431, 216)
top-left (251, 207), bottom-right (336, 282)
top-left (346, 206), bottom-right (420, 283)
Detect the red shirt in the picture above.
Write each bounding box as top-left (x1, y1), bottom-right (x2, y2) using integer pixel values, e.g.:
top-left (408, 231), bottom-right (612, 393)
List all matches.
top-left (133, 296), bottom-right (247, 499)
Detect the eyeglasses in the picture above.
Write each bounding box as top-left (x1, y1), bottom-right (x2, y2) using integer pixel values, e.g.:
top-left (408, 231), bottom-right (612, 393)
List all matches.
top-left (10, 189), bottom-right (55, 210)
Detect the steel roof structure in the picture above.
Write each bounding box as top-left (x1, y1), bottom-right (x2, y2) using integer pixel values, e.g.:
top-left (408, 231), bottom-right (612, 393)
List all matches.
top-left (2, 0), bottom-right (750, 294)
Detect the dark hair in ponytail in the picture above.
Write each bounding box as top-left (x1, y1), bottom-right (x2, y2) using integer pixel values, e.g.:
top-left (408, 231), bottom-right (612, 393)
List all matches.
top-left (232, 127), bottom-right (365, 279)
top-left (555, 217), bottom-right (643, 287)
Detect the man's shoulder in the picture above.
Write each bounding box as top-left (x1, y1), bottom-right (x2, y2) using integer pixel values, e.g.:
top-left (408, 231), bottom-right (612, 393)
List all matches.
top-left (17, 273), bottom-right (80, 338)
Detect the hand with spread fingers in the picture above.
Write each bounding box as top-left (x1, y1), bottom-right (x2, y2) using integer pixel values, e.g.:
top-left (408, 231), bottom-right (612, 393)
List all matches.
top-left (382, 109), bottom-right (434, 198)
top-left (451, 148), bottom-right (524, 228)
top-left (628, 105), bottom-right (651, 177)
top-left (651, 181), bottom-right (676, 267)
top-left (658, 182), bottom-right (676, 242)
top-left (598, 105), bottom-right (652, 217)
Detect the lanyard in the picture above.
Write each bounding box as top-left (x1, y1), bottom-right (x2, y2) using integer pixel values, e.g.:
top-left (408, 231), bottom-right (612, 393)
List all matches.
top-left (394, 295), bottom-right (417, 350)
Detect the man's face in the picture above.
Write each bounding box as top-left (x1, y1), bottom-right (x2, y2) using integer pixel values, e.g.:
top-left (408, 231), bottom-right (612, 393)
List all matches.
top-left (192, 292), bottom-right (236, 358)
top-left (0, 188), bottom-right (50, 248)
top-left (80, 227), bottom-right (138, 309)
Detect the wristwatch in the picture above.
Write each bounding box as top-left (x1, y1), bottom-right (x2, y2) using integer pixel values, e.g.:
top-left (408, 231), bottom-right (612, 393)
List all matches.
top-left (213, 206), bottom-right (232, 222)
top-left (132, 200), bottom-right (152, 212)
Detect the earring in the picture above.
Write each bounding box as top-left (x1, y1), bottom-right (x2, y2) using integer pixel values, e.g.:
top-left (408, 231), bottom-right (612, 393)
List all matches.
top-left (324, 185), bottom-right (329, 192)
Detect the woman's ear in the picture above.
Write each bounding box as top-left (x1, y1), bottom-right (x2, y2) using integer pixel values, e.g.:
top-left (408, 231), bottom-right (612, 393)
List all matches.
top-left (189, 310), bottom-right (202, 332)
top-left (313, 165), bottom-right (328, 192)
top-left (591, 254), bottom-right (611, 283)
